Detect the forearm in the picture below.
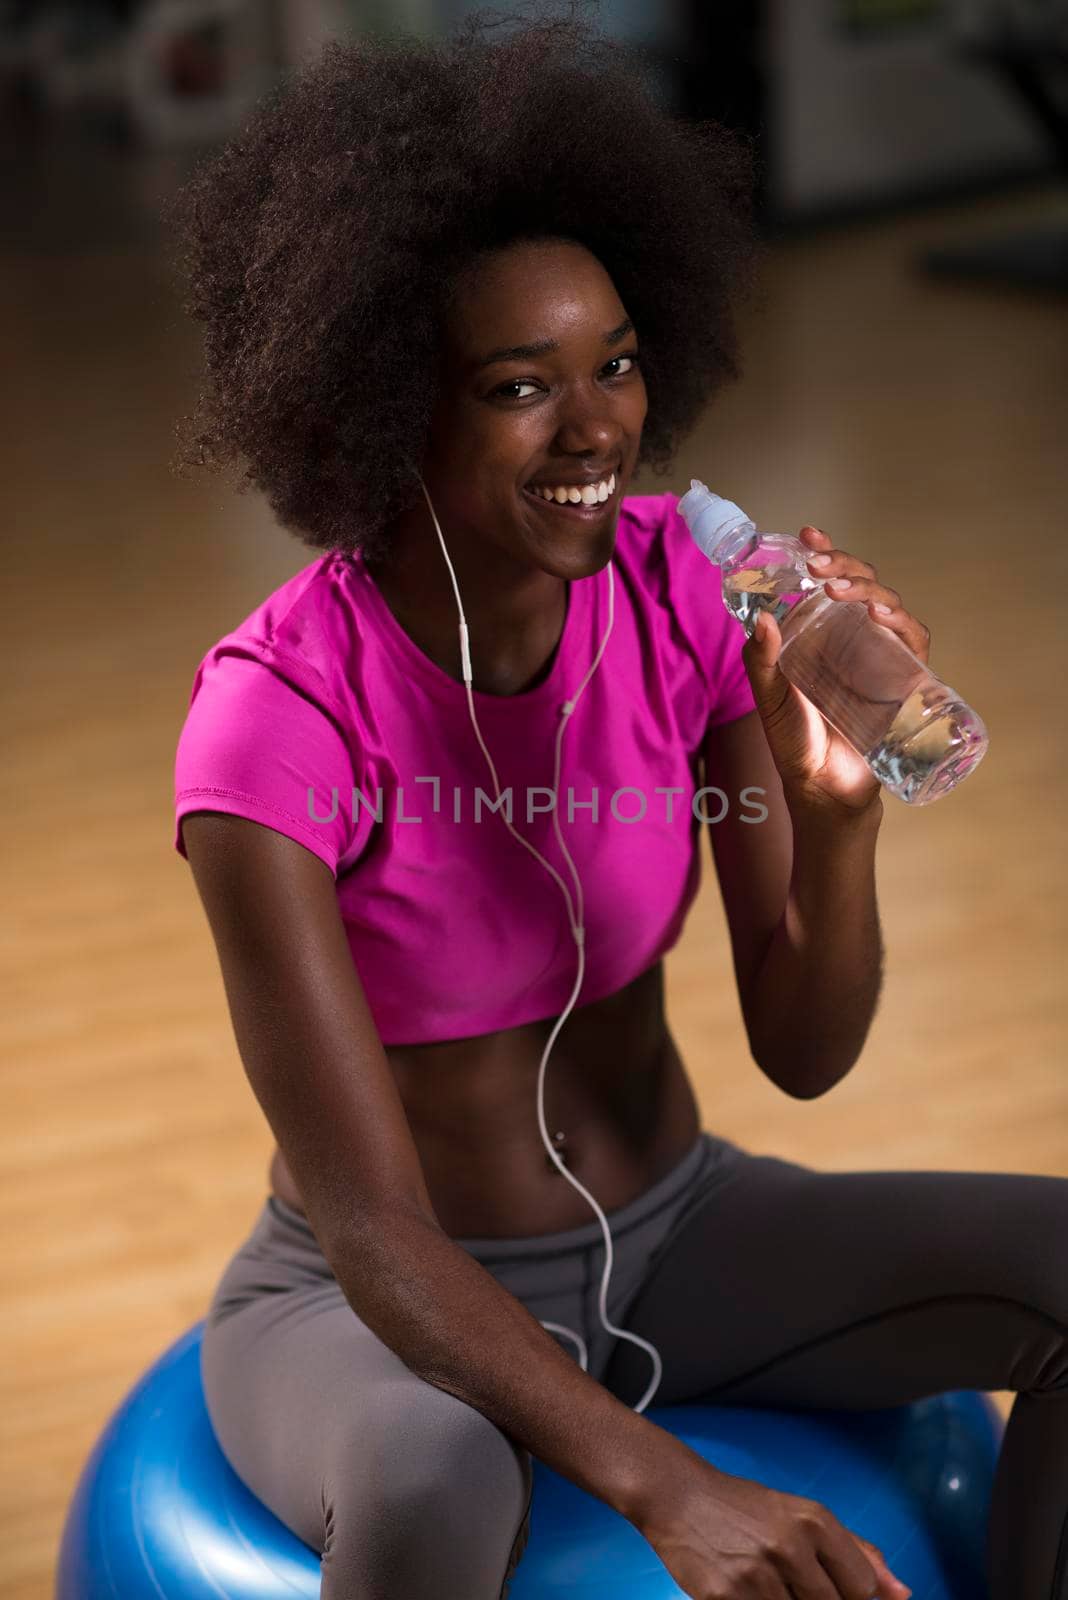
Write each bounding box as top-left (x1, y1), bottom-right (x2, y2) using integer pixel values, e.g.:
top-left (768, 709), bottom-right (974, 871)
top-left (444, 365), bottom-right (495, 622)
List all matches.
top-left (327, 1203), bottom-right (688, 1521)
top-left (743, 798), bottom-right (885, 1098)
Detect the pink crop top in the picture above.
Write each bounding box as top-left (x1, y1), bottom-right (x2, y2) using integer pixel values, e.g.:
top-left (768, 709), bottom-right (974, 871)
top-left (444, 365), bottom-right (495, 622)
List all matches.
top-left (173, 492), bottom-right (756, 1045)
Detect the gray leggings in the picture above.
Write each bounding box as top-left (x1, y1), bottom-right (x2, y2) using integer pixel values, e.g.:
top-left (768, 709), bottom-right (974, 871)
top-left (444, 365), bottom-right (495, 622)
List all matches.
top-left (200, 1130), bottom-right (1068, 1599)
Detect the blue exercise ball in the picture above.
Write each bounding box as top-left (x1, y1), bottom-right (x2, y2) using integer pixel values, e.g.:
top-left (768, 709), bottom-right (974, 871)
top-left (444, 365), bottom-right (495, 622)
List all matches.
top-left (56, 1321), bottom-right (1004, 1599)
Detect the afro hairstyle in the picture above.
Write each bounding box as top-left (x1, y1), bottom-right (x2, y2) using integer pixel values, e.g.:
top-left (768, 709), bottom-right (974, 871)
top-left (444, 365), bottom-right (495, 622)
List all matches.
top-left (166, 2), bottom-right (763, 564)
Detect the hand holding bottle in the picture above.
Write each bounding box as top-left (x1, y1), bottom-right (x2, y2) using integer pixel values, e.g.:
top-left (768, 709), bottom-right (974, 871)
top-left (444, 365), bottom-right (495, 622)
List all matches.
top-left (742, 524), bottom-right (931, 820)
top-left (676, 482), bottom-right (988, 806)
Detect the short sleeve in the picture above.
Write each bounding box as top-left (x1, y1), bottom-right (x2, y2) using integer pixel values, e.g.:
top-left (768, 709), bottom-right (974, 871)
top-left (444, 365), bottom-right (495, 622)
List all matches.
top-left (174, 638), bottom-right (359, 878)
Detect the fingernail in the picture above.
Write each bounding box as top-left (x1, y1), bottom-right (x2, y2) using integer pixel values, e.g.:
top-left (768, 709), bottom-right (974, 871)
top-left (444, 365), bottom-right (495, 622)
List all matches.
top-left (829, 577), bottom-right (851, 590)
top-left (808, 553), bottom-right (831, 567)
top-left (872, 602), bottom-right (893, 615)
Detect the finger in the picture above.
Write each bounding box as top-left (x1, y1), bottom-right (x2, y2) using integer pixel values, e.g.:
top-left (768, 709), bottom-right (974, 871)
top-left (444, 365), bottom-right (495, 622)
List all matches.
top-left (820, 576), bottom-right (930, 662)
top-left (822, 576), bottom-right (899, 609)
top-left (813, 1520), bottom-right (890, 1600)
top-left (799, 525), bottom-right (883, 591)
top-left (854, 1537), bottom-right (913, 1600)
top-left (784, 1556), bottom-right (840, 1598)
top-left (817, 1529), bottom-right (912, 1600)
top-left (806, 547), bottom-right (878, 583)
top-left (746, 607), bottom-right (783, 672)
top-left (741, 612), bottom-right (796, 734)
top-left (864, 601), bottom-right (931, 663)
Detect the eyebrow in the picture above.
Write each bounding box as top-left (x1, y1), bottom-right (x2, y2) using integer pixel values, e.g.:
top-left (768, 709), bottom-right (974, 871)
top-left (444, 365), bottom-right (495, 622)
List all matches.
top-left (475, 316), bottom-right (634, 370)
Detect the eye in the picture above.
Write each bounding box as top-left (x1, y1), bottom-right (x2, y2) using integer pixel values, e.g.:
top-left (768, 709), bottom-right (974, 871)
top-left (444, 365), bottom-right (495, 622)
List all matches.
top-left (490, 351), bottom-right (641, 401)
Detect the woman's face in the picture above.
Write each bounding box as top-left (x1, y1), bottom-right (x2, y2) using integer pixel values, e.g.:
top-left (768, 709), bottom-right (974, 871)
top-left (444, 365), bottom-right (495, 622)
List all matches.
top-left (416, 235), bottom-right (648, 580)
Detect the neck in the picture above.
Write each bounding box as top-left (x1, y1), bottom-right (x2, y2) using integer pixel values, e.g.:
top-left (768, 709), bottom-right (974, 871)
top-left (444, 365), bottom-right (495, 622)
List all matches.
top-left (366, 507), bottom-right (569, 695)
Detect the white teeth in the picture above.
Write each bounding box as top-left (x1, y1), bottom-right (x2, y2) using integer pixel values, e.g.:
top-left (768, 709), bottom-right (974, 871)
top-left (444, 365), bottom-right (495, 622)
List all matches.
top-left (533, 471), bottom-right (616, 505)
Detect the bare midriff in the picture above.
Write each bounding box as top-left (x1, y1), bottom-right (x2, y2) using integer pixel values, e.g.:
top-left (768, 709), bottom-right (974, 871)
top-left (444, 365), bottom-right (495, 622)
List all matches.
top-left (268, 957), bottom-right (702, 1239)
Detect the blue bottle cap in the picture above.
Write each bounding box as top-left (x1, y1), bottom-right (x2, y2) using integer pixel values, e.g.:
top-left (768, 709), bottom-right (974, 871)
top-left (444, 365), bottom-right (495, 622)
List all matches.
top-left (676, 479), bottom-right (753, 564)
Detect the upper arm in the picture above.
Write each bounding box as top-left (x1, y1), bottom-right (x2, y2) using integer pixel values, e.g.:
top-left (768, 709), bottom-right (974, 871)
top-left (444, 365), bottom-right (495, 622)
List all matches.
top-left (701, 709), bottom-right (794, 1034)
top-left (180, 811), bottom-right (439, 1256)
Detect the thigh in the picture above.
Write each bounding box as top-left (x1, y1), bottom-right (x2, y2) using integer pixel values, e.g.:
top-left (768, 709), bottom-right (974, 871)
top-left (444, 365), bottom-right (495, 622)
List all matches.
top-left (200, 1212), bottom-right (534, 1592)
top-left (201, 1275), bottom-right (412, 1551)
top-left (600, 1143), bottom-right (1068, 1409)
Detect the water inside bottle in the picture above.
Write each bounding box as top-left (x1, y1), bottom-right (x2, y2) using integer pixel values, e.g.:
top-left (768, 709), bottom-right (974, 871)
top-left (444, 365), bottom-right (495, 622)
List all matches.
top-left (722, 555), bottom-right (988, 805)
top-left (864, 685), bottom-right (988, 805)
top-left (720, 544), bottom-right (816, 633)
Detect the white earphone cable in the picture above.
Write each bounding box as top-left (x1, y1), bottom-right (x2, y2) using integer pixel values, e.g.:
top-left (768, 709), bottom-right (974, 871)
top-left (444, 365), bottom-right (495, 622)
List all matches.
top-left (416, 476), bottom-right (664, 1414)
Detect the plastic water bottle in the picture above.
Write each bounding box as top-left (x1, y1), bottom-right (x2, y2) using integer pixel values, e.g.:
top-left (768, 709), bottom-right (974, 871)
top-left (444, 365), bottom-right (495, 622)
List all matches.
top-left (676, 481), bottom-right (989, 806)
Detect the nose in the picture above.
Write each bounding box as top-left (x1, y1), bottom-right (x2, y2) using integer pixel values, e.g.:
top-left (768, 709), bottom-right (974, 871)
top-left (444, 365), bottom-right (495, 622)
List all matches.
top-left (551, 382), bottom-right (626, 462)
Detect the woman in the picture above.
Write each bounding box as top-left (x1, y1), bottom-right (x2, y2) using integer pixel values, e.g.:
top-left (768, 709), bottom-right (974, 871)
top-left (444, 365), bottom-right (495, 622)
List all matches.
top-left (168, 11), bottom-right (1067, 1599)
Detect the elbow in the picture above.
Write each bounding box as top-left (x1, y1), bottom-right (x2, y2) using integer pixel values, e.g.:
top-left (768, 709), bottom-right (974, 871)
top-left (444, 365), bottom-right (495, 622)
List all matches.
top-left (786, 1073), bottom-right (839, 1102)
top-left (746, 1011), bottom-right (876, 1102)
top-left (752, 1049), bottom-right (859, 1101)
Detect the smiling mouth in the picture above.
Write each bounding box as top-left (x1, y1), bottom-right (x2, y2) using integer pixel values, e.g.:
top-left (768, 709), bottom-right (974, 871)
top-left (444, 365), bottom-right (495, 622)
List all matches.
top-left (521, 471), bottom-right (619, 516)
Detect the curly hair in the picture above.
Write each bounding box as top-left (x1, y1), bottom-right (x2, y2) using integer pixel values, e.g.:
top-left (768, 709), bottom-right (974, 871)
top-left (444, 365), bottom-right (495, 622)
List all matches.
top-left (165, 1), bottom-right (763, 565)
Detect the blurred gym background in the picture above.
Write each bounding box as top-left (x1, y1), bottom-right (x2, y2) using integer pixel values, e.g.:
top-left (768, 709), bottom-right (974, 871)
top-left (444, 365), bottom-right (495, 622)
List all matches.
top-left (3, 2), bottom-right (1066, 1594)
